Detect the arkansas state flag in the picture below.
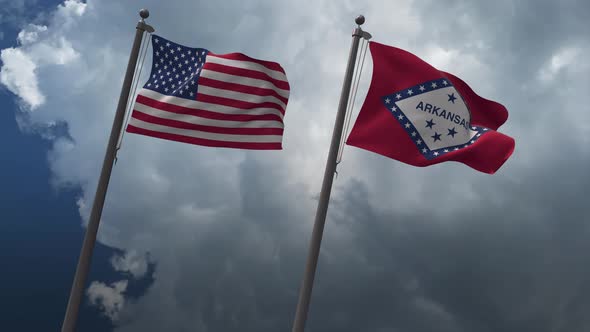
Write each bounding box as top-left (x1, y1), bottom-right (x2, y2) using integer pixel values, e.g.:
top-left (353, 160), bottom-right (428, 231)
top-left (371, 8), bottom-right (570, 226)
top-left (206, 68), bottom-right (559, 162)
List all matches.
top-left (346, 42), bottom-right (515, 174)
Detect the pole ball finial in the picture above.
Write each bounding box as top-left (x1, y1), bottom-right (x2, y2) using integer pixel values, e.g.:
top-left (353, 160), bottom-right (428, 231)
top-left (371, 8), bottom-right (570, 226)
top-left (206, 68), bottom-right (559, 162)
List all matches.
top-left (355, 15), bottom-right (365, 25)
top-left (139, 9), bottom-right (149, 19)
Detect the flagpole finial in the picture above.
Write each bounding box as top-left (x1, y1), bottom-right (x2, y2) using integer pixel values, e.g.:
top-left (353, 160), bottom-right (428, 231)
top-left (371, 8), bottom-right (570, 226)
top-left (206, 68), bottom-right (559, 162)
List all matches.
top-left (139, 9), bottom-right (149, 20)
top-left (355, 15), bottom-right (365, 26)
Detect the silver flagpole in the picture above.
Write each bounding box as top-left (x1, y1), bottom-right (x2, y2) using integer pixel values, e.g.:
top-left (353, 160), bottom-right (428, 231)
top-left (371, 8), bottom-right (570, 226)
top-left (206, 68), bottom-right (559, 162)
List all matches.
top-left (292, 15), bottom-right (370, 332)
top-left (60, 9), bottom-right (154, 332)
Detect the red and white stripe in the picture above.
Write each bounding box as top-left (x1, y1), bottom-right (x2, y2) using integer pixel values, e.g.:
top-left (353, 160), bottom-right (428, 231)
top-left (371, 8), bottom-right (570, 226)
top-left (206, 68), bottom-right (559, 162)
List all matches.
top-left (127, 53), bottom-right (290, 150)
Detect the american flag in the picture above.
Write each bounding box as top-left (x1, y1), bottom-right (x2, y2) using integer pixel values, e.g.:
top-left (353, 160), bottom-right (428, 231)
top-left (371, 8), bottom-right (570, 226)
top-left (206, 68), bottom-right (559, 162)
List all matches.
top-left (126, 34), bottom-right (290, 150)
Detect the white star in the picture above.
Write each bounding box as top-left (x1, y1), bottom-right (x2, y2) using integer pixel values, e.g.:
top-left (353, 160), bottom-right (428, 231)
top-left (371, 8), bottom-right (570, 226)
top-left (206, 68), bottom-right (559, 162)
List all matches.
top-left (159, 58), bottom-right (164, 63)
top-left (155, 51), bottom-right (160, 56)
top-left (191, 57), bottom-right (195, 61)
top-left (385, 98), bottom-right (391, 104)
top-left (454, 147), bottom-right (459, 151)
top-left (175, 74), bottom-right (179, 79)
top-left (182, 70), bottom-right (186, 75)
top-left (476, 134), bottom-right (481, 137)
top-left (407, 89), bottom-right (413, 95)
top-left (172, 84), bottom-right (176, 88)
top-left (155, 63), bottom-right (159, 68)
top-left (422, 148), bottom-right (427, 153)
top-left (464, 144), bottom-right (468, 148)
top-left (470, 140), bottom-right (475, 144)
top-left (411, 132), bottom-right (417, 137)
top-left (391, 106), bottom-right (397, 112)
top-left (162, 80), bottom-right (166, 85)
top-left (191, 80), bottom-right (195, 84)
top-left (166, 72), bottom-right (171, 76)
top-left (164, 87), bottom-right (169, 92)
top-left (164, 53), bottom-right (169, 58)
top-left (147, 83), bottom-right (151, 87)
top-left (442, 80), bottom-right (448, 85)
top-left (444, 149), bottom-right (449, 152)
top-left (434, 152), bottom-right (439, 156)
top-left (190, 92), bottom-right (194, 96)
top-left (169, 77), bottom-right (173, 82)
top-left (483, 128), bottom-right (488, 131)
top-left (152, 74), bottom-right (156, 78)
top-left (419, 85), bottom-right (425, 91)
top-left (174, 56), bottom-right (179, 61)
top-left (154, 38), bottom-right (159, 43)
top-left (154, 79), bottom-right (158, 83)
top-left (396, 93), bottom-right (402, 99)
top-left (159, 46), bottom-right (164, 51)
top-left (405, 123), bottom-right (411, 128)
top-left (185, 60), bottom-right (189, 64)
top-left (155, 84), bottom-right (159, 88)
top-left (431, 82), bottom-right (438, 88)
top-left (159, 75), bottom-right (163, 79)
top-left (194, 63), bottom-right (199, 67)
top-left (172, 68), bottom-right (176, 72)
top-left (185, 85), bottom-right (189, 90)
top-left (417, 139), bottom-right (422, 145)
top-left (165, 42), bottom-right (170, 47)
top-left (170, 49), bottom-right (175, 54)
top-left (177, 46), bottom-right (181, 51)
top-left (398, 114), bottom-right (404, 120)
top-left (178, 63), bottom-right (182, 68)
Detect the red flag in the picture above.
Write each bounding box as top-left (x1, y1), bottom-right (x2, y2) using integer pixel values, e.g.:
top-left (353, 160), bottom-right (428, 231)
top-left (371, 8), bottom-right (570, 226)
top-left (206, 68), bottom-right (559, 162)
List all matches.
top-left (346, 42), bottom-right (515, 174)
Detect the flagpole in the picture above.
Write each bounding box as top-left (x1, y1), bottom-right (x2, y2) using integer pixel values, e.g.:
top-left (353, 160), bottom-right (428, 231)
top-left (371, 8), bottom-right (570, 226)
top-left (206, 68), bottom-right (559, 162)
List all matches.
top-left (60, 9), bottom-right (154, 332)
top-left (291, 15), bottom-right (368, 332)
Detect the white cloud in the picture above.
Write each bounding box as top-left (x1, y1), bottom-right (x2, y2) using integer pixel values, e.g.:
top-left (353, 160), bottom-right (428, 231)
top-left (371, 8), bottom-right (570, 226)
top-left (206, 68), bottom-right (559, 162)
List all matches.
top-left (87, 280), bottom-right (128, 321)
top-left (111, 251), bottom-right (149, 279)
top-left (0, 47), bottom-right (44, 108)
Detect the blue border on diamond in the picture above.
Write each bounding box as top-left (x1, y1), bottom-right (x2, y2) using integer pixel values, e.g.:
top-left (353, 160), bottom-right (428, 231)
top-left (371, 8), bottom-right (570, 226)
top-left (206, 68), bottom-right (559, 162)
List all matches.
top-left (382, 77), bottom-right (489, 160)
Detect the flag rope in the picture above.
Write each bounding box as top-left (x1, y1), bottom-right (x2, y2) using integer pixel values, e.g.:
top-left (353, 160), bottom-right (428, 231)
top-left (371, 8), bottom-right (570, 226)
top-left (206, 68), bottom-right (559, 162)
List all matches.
top-left (335, 37), bottom-right (369, 172)
top-left (115, 31), bottom-right (152, 163)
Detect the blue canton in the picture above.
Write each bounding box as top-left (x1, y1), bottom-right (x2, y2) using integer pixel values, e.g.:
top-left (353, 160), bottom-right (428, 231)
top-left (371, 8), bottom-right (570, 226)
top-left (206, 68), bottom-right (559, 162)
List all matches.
top-left (144, 35), bottom-right (209, 100)
top-left (382, 78), bottom-right (489, 160)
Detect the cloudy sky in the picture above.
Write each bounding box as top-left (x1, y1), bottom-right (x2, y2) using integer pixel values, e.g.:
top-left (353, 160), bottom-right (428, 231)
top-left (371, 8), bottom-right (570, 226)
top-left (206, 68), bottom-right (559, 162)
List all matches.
top-left (1, 0), bottom-right (589, 331)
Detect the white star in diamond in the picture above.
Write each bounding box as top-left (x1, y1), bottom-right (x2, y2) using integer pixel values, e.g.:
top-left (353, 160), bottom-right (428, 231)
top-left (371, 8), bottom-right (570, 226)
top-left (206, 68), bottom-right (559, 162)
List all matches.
top-left (398, 114), bottom-right (404, 120)
top-left (391, 106), bottom-right (397, 112)
top-left (411, 132), bottom-right (417, 137)
top-left (405, 123), bottom-right (411, 128)
top-left (417, 139), bottom-right (422, 145)
top-left (385, 98), bottom-right (391, 104)
top-left (434, 152), bottom-right (439, 156)
top-left (396, 93), bottom-right (402, 99)
top-left (431, 82), bottom-right (438, 88)
top-left (442, 80), bottom-right (448, 85)
top-left (419, 85), bottom-right (425, 91)
top-left (422, 148), bottom-right (427, 153)
top-left (407, 89), bottom-right (413, 95)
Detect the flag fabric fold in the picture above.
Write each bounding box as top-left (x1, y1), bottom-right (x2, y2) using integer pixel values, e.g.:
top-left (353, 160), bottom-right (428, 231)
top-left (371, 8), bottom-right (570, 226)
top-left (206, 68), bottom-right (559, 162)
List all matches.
top-left (346, 41), bottom-right (515, 174)
top-left (127, 34), bottom-right (290, 150)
